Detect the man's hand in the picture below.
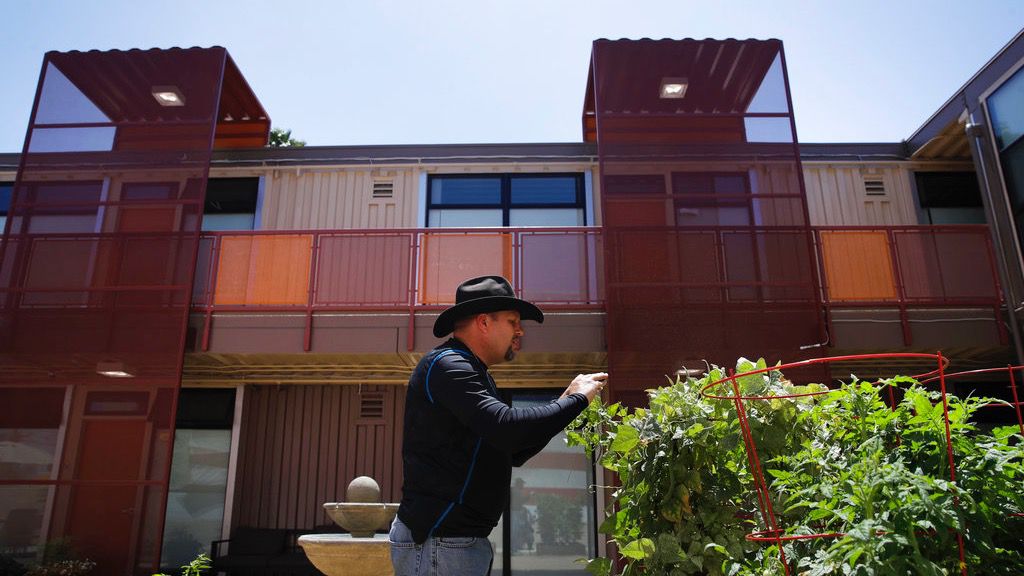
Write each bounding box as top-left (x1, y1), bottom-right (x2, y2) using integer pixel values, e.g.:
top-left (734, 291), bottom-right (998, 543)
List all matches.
top-left (561, 372), bottom-right (608, 401)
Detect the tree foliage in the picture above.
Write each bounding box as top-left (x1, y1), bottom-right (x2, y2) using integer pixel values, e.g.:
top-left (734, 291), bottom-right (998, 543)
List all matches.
top-left (267, 127), bottom-right (305, 147)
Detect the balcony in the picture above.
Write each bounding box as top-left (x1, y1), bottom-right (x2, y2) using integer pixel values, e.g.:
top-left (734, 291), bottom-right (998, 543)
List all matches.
top-left (190, 228), bottom-right (604, 352)
top-left (188, 225), bottom-right (1005, 354)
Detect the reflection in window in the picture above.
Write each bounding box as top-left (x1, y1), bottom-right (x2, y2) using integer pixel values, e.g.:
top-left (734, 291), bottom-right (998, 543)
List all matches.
top-left (34, 63), bottom-right (111, 125)
top-left (509, 208), bottom-right (583, 227)
top-left (493, 392), bottom-right (595, 575)
top-left (0, 387), bottom-right (65, 481)
top-left (432, 178), bottom-right (502, 204)
top-left (986, 67), bottom-right (1024, 253)
top-left (746, 53), bottom-right (790, 114)
top-left (0, 486), bottom-right (50, 560)
top-left (429, 209), bottom-right (502, 227)
top-left (743, 117), bottom-right (793, 143)
top-left (28, 127), bottom-right (116, 153)
top-left (159, 389), bottom-right (235, 573)
top-left (988, 65), bottom-right (1024, 150)
top-left (673, 172), bottom-right (753, 227)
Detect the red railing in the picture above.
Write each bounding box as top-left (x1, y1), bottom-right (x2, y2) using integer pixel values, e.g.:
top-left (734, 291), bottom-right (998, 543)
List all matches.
top-left (813, 225), bottom-right (1005, 345)
top-left (186, 225), bottom-right (1004, 352)
top-left (190, 227), bottom-right (604, 351)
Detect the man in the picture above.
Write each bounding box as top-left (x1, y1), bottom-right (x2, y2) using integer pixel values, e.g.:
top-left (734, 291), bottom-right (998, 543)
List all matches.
top-left (390, 275), bottom-right (607, 576)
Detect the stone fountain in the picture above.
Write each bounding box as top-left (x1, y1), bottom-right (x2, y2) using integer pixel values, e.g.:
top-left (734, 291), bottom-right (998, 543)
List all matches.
top-left (298, 476), bottom-right (399, 576)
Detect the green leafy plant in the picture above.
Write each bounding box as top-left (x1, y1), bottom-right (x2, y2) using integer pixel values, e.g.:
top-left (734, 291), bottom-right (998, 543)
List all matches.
top-left (568, 360), bottom-right (1024, 575)
top-left (152, 553), bottom-right (210, 576)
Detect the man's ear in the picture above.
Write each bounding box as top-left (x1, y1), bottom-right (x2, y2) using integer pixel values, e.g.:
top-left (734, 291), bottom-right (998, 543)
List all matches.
top-left (475, 313), bottom-right (490, 333)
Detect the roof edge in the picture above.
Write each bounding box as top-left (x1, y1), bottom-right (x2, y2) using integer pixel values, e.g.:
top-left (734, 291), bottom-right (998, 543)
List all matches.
top-left (907, 28), bottom-right (1024, 152)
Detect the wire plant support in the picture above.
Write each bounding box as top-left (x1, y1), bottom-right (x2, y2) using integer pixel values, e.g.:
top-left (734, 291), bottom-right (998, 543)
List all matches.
top-left (700, 352), bottom-right (970, 576)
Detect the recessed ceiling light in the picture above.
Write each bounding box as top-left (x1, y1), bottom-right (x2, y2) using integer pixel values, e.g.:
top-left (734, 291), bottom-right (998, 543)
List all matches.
top-left (660, 78), bottom-right (688, 99)
top-left (96, 361), bottom-right (135, 378)
top-left (152, 86), bottom-right (186, 107)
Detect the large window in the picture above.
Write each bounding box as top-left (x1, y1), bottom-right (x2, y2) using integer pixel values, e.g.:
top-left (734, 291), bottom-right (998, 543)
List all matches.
top-left (202, 178), bottom-right (260, 231)
top-left (427, 174), bottom-right (585, 227)
top-left (987, 66), bottom-right (1024, 250)
top-left (488, 391), bottom-right (597, 575)
top-left (159, 389), bottom-right (236, 573)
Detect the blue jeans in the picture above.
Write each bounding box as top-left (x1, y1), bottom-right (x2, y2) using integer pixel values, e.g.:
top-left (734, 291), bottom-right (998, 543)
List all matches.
top-left (389, 516), bottom-right (493, 576)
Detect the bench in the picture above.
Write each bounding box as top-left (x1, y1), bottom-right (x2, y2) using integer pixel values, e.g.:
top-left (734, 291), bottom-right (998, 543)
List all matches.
top-left (210, 526), bottom-right (331, 576)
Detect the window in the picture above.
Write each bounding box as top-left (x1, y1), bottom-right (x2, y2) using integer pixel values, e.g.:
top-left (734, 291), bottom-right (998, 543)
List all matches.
top-left (672, 172), bottom-right (752, 226)
top-left (986, 66), bottom-right (1024, 249)
top-left (427, 174), bottom-right (585, 227)
top-left (915, 172), bottom-right (985, 224)
top-left (487, 391), bottom-right (597, 575)
top-left (160, 389), bottom-right (236, 573)
top-left (202, 178), bottom-right (259, 231)
top-left (0, 182), bottom-right (11, 232)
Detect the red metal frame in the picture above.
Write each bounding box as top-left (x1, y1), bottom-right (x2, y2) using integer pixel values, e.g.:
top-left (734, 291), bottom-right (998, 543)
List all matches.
top-left (0, 48), bottom-right (267, 576)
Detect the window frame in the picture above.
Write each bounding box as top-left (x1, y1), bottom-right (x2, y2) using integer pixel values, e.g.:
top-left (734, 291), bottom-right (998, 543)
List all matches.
top-left (426, 173), bottom-right (587, 227)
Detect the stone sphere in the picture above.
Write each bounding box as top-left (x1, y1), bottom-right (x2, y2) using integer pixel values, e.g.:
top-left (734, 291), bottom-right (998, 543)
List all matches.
top-left (346, 476), bottom-right (381, 503)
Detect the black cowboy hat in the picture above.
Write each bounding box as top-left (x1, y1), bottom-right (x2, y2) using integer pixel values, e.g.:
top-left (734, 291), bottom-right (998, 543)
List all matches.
top-left (433, 275), bottom-right (544, 338)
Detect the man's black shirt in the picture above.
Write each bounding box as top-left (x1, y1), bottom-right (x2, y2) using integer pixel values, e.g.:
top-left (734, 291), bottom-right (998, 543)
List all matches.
top-left (397, 338), bottom-right (589, 544)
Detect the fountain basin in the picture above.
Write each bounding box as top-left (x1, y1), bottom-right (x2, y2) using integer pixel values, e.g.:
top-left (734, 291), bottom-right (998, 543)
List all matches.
top-left (298, 533), bottom-right (393, 576)
top-left (323, 502), bottom-right (399, 538)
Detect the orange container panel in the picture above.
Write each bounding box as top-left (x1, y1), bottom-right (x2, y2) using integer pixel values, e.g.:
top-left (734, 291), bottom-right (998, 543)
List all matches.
top-left (419, 233), bottom-right (512, 305)
top-left (819, 231), bottom-right (897, 301)
top-left (214, 235), bottom-right (313, 305)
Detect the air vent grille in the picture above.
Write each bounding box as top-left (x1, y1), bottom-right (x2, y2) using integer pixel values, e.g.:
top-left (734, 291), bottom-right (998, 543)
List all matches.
top-left (372, 180), bottom-right (394, 199)
top-left (359, 391), bottom-right (385, 419)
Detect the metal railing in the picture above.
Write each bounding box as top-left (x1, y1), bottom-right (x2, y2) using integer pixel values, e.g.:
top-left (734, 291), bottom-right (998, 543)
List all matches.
top-left (187, 224), bottom-right (1004, 351)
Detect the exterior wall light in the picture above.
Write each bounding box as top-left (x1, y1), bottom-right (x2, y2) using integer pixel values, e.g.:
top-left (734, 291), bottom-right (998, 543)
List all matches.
top-left (96, 361), bottom-right (135, 378)
top-left (660, 78), bottom-right (688, 99)
top-left (151, 86), bottom-right (186, 107)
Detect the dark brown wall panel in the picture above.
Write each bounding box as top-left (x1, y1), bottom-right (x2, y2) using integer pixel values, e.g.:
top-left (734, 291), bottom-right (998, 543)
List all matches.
top-left (231, 384), bottom-right (405, 530)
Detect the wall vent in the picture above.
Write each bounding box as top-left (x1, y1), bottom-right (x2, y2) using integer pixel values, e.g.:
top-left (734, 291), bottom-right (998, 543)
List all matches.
top-left (372, 180), bottom-right (394, 199)
top-left (863, 178), bottom-right (887, 197)
top-left (359, 391), bottom-right (385, 419)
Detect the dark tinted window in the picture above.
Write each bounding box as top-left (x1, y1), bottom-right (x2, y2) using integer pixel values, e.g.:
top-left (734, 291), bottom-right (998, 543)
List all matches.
top-left (427, 174), bottom-right (586, 226)
top-left (431, 177), bottom-right (502, 205)
top-left (915, 172), bottom-right (982, 208)
top-left (175, 388), bottom-right (236, 430)
top-left (510, 177), bottom-right (579, 204)
top-left (0, 183), bottom-right (11, 215)
top-left (205, 178), bottom-right (259, 214)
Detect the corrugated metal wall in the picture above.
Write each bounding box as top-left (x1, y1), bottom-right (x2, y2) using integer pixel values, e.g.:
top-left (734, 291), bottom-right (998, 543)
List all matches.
top-left (231, 384), bottom-right (405, 530)
top-left (802, 164), bottom-right (918, 225)
top-left (260, 169), bottom-right (420, 229)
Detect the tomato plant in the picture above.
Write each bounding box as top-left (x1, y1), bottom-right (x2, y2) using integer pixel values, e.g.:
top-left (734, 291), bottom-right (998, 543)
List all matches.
top-left (568, 360), bottom-right (1024, 575)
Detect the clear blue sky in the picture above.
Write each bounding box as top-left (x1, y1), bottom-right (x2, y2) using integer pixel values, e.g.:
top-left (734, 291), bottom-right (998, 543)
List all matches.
top-left (1, 1), bottom-right (1021, 152)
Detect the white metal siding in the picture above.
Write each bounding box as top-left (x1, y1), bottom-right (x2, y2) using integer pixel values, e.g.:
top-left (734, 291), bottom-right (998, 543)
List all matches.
top-left (802, 164), bottom-right (918, 226)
